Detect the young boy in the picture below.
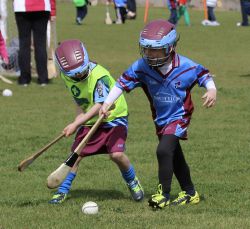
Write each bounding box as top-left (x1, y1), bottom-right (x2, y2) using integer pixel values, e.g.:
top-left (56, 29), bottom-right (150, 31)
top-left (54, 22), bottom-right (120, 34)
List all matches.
top-left (100, 20), bottom-right (217, 209)
top-left (49, 39), bottom-right (144, 204)
top-left (201, 0), bottom-right (220, 26)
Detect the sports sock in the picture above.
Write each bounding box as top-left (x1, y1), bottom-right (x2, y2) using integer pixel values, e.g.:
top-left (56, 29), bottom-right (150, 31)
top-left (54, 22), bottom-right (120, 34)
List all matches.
top-left (185, 189), bottom-right (195, 196)
top-left (163, 193), bottom-right (170, 200)
top-left (58, 172), bottom-right (76, 194)
top-left (121, 165), bottom-right (135, 183)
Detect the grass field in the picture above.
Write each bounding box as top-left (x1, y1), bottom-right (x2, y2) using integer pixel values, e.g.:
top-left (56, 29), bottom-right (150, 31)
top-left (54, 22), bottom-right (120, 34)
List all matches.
top-left (1, 3), bottom-right (250, 229)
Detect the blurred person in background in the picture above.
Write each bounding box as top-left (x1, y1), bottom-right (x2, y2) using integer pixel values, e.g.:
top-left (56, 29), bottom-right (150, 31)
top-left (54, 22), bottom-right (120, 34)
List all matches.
top-left (237, 0), bottom-right (250, 26)
top-left (127, 0), bottom-right (136, 19)
top-left (0, 29), bottom-right (9, 68)
top-left (201, 0), bottom-right (220, 26)
top-left (73, 0), bottom-right (89, 25)
top-left (177, 0), bottom-right (191, 26)
top-left (167, 0), bottom-right (178, 25)
top-left (108, 0), bottom-right (127, 24)
top-left (13, 0), bottom-right (56, 86)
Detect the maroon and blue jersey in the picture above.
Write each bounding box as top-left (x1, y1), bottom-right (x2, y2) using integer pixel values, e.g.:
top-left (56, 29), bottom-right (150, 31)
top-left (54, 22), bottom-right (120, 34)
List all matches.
top-left (116, 54), bottom-right (214, 138)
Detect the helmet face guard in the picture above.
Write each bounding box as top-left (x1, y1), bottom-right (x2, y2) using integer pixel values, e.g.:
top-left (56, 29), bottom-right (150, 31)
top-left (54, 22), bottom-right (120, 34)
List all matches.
top-left (139, 20), bottom-right (178, 67)
top-left (139, 46), bottom-right (172, 67)
top-left (55, 40), bottom-right (90, 81)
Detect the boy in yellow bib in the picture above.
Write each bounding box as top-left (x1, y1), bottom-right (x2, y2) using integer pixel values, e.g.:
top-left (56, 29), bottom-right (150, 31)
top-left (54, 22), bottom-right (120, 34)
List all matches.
top-left (49, 39), bottom-right (144, 204)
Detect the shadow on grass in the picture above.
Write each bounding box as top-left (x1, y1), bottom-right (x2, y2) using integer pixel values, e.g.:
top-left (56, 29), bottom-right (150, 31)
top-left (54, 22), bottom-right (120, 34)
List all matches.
top-left (0, 199), bottom-right (48, 208)
top-left (70, 188), bottom-right (126, 201)
top-left (239, 74), bottom-right (250, 77)
top-left (0, 189), bottom-right (126, 208)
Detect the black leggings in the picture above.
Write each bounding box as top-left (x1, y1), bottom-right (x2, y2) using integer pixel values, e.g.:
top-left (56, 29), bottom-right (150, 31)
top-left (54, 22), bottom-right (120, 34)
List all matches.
top-left (156, 134), bottom-right (194, 194)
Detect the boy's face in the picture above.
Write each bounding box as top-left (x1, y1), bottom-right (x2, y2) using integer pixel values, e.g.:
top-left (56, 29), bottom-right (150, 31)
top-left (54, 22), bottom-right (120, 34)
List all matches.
top-left (141, 47), bottom-right (170, 67)
top-left (71, 68), bottom-right (90, 81)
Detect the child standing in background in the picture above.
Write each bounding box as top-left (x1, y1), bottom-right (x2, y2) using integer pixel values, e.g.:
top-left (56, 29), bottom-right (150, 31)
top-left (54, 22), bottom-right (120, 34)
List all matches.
top-left (73, 0), bottom-right (89, 25)
top-left (177, 0), bottom-right (191, 26)
top-left (167, 0), bottom-right (178, 25)
top-left (202, 0), bottom-right (220, 26)
top-left (113, 0), bottom-right (127, 24)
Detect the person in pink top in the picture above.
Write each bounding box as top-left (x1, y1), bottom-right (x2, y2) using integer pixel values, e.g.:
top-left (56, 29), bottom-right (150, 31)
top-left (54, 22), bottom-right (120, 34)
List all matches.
top-left (0, 30), bottom-right (9, 66)
top-left (13, 0), bottom-right (56, 86)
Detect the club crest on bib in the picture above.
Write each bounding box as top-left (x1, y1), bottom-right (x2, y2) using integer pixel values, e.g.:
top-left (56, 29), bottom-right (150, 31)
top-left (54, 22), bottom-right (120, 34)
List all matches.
top-left (71, 85), bottom-right (81, 97)
top-left (96, 82), bottom-right (104, 98)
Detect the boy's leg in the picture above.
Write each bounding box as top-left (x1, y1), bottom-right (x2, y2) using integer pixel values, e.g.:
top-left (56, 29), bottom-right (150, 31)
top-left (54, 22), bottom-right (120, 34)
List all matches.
top-left (168, 9), bottom-right (178, 25)
top-left (171, 142), bottom-right (200, 205)
top-left (119, 7), bottom-right (127, 23)
top-left (109, 152), bottom-right (144, 201)
top-left (49, 156), bottom-right (83, 204)
top-left (148, 134), bottom-right (178, 209)
top-left (183, 6), bottom-right (191, 26)
top-left (81, 5), bottom-right (88, 21)
top-left (177, 6), bottom-right (184, 20)
top-left (76, 7), bottom-right (82, 24)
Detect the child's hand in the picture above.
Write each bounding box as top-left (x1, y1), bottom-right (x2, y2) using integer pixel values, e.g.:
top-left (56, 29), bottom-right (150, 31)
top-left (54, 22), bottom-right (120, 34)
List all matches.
top-left (3, 57), bottom-right (9, 65)
top-left (1, 57), bottom-right (13, 70)
top-left (50, 16), bottom-right (56, 22)
top-left (99, 102), bottom-right (111, 118)
top-left (63, 123), bottom-right (78, 137)
top-left (202, 89), bottom-right (217, 108)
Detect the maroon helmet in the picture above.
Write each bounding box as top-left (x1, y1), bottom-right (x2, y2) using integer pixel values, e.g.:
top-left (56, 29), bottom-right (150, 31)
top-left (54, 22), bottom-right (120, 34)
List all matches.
top-left (55, 39), bottom-right (90, 80)
top-left (139, 19), bottom-right (178, 67)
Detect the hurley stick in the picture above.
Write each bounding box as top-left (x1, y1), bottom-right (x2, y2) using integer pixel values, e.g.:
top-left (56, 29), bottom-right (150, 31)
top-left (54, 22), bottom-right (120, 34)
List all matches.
top-left (18, 133), bottom-right (65, 172)
top-left (0, 75), bottom-right (13, 84)
top-left (47, 111), bottom-right (109, 189)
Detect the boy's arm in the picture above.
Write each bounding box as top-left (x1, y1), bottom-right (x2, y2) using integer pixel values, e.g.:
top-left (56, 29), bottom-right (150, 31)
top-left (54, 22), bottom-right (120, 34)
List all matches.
top-left (100, 85), bottom-right (123, 117)
top-left (202, 80), bottom-right (217, 108)
top-left (196, 64), bottom-right (217, 108)
top-left (50, 0), bottom-right (56, 20)
top-left (63, 103), bottom-right (102, 137)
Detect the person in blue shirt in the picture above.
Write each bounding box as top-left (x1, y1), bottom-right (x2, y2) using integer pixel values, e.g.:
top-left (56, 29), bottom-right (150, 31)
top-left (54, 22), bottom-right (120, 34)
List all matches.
top-left (100, 19), bottom-right (217, 209)
top-left (110, 0), bottom-right (127, 24)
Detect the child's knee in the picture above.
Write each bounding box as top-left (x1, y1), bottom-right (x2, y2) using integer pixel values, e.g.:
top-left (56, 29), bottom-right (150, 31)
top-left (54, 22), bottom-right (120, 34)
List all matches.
top-left (109, 152), bottom-right (124, 162)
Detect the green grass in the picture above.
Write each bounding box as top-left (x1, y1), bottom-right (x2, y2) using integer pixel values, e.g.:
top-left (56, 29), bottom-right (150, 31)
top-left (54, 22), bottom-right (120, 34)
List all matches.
top-left (1, 3), bottom-right (250, 229)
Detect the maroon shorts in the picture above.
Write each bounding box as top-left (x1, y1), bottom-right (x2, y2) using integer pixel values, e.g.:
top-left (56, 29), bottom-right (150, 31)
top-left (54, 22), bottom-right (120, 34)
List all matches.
top-left (156, 119), bottom-right (190, 140)
top-left (71, 125), bottom-right (127, 157)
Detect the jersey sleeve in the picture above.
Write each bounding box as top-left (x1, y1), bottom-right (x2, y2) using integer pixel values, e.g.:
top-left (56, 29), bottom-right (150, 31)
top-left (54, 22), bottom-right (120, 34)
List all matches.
top-left (196, 64), bottom-right (214, 87)
top-left (93, 76), bottom-right (110, 103)
top-left (116, 62), bottom-right (141, 92)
